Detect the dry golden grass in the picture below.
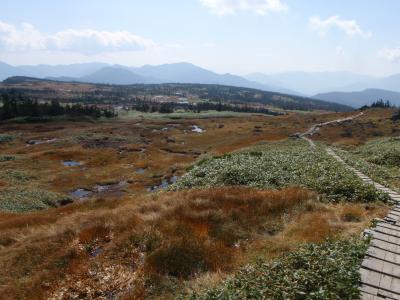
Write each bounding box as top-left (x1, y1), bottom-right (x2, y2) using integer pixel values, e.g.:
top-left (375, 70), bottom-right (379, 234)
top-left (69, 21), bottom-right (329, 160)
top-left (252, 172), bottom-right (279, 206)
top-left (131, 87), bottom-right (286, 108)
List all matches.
top-left (314, 108), bottom-right (400, 147)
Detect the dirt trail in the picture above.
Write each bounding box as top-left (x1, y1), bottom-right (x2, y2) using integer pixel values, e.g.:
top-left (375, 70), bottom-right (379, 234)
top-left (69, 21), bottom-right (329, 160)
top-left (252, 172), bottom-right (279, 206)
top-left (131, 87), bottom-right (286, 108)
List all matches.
top-left (300, 112), bottom-right (400, 300)
top-left (299, 112), bottom-right (364, 147)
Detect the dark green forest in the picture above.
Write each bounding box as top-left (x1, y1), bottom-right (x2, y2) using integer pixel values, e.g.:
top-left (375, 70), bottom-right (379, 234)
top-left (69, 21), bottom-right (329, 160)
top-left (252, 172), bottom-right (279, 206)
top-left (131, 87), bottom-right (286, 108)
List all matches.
top-left (0, 92), bottom-right (116, 120)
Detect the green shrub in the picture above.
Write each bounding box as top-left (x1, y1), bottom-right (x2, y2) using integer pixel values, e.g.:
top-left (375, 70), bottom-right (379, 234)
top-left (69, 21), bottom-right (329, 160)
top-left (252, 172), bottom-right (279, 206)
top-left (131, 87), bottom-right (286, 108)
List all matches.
top-left (0, 155), bottom-right (16, 162)
top-left (334, 145), bottom-right (400, 193)
top-left (0, 187), bottom-right (67, 212)
top-left (187, 238), bottom-right (368, 300)
top-left (0, 134), bottom-right (14, 143)
top-left (248, 151), bottom-right (263, 157)
top-left (172, 140), bottom-right (389, 203)
top-left (0, 170), bottom-right (35, 183)
top-left (361, 137), bottom-right (400, 167)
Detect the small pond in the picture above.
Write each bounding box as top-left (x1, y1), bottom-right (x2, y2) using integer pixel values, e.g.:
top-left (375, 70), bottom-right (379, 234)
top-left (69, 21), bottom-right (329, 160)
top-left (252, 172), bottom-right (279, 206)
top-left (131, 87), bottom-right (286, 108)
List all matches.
top-left (147, 175), bottom-right (178, 192)
top-left (191, 125), bottom-right (204, 133)
top-left (27, 138), bottom-right (57, 145)
top-left (94, 181), bottom-right (128, 192)
top-left (69, 181), bottom-right (128, 201)
top-left (136, 168), bottom-right (146, 174)
top-left (62, 160), bottom-right (82, 167)
top-left (70, 188), bottom-right (92, 199)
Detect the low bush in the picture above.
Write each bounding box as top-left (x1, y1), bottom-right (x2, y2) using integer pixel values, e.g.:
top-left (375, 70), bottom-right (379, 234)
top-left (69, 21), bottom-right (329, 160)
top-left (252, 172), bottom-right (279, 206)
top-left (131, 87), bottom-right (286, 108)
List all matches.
top-left (186, 238), bottom-right (368, 300)
top-left (360, 137), bottom-right (400, 167)
top-left (0, 187), bottom-right (67, 212)
top-left (0, 170), bottom-right (35, 183)
top-left (172, 140), bottom-right (389, 203)
top-left (0, 155), bottom-right (15, 162)
top-left (0, 134), bottom-right (14, 143)
top-left (334, 146), bottom-right (400, 193)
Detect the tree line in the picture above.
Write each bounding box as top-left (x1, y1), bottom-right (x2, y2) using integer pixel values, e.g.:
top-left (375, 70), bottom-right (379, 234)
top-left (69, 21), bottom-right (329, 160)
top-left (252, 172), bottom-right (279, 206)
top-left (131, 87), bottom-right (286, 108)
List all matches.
top-left (0, 92), bottom-right (117, 121)
top-left (359, 99), bottom-right (400, 122)
top-left (360, 99), bottom-right (394, 110)
top-left (130, 100), bottom-right (282, 115)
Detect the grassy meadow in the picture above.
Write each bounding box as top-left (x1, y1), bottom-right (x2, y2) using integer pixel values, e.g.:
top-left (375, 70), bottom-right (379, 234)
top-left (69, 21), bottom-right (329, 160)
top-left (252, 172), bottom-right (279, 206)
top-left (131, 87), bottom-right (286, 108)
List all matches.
top-left (0, 108), bottom-right (396, 299)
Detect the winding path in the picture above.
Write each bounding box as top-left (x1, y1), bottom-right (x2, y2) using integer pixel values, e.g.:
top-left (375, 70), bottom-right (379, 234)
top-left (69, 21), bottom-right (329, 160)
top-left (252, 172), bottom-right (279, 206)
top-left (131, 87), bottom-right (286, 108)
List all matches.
top-left (301, 112), bottom-right (400, 300)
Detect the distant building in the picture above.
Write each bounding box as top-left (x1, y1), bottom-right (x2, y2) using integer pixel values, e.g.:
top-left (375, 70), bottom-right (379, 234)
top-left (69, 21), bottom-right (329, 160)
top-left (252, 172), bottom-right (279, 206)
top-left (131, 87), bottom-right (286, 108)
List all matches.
top-left (178, 97), bottom-right (189, 104)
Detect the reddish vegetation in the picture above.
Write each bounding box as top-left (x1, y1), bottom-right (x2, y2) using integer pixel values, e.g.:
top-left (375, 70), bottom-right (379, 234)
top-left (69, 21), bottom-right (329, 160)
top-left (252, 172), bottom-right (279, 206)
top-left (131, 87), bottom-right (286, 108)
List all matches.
top-left (314, 108), bottom-right (400, 146)
top-left (0, 186), bottom-right (388, 299)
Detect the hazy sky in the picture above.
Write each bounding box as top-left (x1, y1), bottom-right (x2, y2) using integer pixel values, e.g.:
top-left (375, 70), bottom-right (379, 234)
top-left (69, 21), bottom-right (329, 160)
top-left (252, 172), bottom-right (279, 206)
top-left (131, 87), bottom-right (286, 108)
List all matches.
top-left (1, 0), bottom-right (400, 76)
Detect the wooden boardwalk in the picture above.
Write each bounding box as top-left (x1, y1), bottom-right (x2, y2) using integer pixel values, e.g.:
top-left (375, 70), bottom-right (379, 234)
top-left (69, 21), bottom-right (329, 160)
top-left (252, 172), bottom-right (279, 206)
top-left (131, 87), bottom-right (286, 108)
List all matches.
top-left (326, 148), bottom-right (400, 300)
top-left (300, 113), bottom-right (400, 299)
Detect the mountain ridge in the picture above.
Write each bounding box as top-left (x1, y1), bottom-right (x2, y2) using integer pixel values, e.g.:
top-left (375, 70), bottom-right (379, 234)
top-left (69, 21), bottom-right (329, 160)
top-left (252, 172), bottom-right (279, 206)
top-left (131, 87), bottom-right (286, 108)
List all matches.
top-left (0, 61), bottom-right (293, 95)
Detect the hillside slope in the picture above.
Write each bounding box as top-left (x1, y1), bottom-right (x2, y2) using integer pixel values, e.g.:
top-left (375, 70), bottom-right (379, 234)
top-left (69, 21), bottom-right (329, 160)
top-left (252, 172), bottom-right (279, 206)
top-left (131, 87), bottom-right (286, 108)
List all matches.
top-left (1, 77), bottom-right (353, 112)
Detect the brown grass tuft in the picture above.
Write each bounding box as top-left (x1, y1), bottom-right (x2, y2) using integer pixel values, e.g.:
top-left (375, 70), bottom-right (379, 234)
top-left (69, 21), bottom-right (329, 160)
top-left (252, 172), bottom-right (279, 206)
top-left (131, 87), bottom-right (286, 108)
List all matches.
top-left (340, 204), bottom-right (365, 222)
top-left (78, 223), bottom-right (111, 244)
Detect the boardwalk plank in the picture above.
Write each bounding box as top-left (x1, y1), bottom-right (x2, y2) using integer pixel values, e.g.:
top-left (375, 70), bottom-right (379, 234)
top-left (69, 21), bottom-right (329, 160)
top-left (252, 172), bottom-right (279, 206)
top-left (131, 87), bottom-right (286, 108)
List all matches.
top-left (360, 293), bottom-right (388, 300)
top-left (363, 257), bottom-right (400, 279)
top-left (360, 284), bottom-right (379, 296)
top-left (371, 240), bottom-right (400, 255)
top-left (361, 268), bottom-right (384, 287)
top-left (377, 223), bottom-right (400, 233)
top-left (373, 232), bottom-right (400, 245)
top-left (390, 278), bottom-right (400, 296)
top-left (375, 226), bottom-right (400, 239)
top-left (304, 121), bottom-right (400, 299)
top-left (359, 268), bottom-right (400, 299)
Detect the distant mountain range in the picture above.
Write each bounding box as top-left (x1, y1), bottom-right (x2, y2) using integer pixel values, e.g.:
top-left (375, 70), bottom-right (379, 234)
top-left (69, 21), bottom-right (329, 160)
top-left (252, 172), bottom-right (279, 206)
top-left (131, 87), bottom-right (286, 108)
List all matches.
top-left (0, 61), bottom-right (294, 95)
top-left (246, 72), bottom-right (374, 95)
top-left (246, 71), bottom-right (400, 107)
top-left (313, 89), bottom-right (400, 108)
top-left (2, 61), bottom-right (400, 108)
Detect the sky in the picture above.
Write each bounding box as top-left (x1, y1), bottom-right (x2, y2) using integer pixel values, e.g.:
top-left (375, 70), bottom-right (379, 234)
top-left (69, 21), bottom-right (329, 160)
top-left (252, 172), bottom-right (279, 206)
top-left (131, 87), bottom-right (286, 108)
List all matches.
top-left (0, 0), bottom-right (400, 76)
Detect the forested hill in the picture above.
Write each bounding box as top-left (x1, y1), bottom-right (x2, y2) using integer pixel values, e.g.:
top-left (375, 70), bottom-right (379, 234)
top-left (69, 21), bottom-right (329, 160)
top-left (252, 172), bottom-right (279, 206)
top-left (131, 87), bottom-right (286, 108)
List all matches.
top-left (147, 83), bottom-right (353, 112)
top-left (1, 77), bottom-right (353, 112)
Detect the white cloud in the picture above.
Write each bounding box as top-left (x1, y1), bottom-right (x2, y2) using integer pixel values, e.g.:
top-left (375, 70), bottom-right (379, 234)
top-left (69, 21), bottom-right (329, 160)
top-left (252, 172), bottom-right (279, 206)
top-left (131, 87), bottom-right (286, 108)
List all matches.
top-left (164, 43), bottom-right (184, 50)
top-left (0, 21), bottom-right (47, 51)
top-left (309, 15), bottom-right (371, 38)
top-left (0, 20), bottom-right (156, 54)
top-left (379, 47), bottom-right (400, 63)
top-left (49, 29), bottom-right (155, 54)
top-left (202, 42), bottom-right (216, 48)
top-left (199, 0), bottom-right (288, 16)
top-left (335, 45), bottom-right (345, 56)
top-left (256, 52), bottom-right (273, 58)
